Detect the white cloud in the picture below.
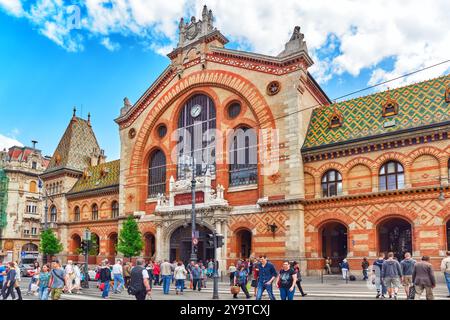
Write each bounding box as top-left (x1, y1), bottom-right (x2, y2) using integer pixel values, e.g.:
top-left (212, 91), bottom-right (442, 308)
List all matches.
top-left (0, 0), bottom-right (23, 16)
top-left (101, 37), bottom-right (120, 51)
top-left (1, 0), bottom-right (449, 86)
top-left (0, 134), bottom-right (23, 151)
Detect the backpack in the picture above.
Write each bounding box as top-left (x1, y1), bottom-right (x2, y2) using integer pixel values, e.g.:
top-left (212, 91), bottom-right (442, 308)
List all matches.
top-left (349, 275), bottom-right (356, 281)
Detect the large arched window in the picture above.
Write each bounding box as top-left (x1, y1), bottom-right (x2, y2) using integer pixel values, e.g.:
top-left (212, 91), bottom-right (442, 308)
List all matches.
top-left (148, 150), bottom-right (166, 198)
top-left (379, 161), bottom-right (404, 191)
top-left (74, 206), bottom-right (80, 222)
top-left (111, 201), bottom-right (119, 218)
top-left (177, 94), bottom-right (216, 180)
top-left (321, 170), bottom-right (343, 197)
top-left (50, 205), bottom-right (57, 222)
top-left (91, 204), bottom-right (98, 220)
top-left (229, 126), bottom-right (257, 187)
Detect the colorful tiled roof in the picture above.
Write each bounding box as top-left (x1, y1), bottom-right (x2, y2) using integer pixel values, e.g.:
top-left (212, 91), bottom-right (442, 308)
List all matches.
top-left (68, 160), bottom-right (120, 194)
top-left (302, 74), bottom-right (450, 150)
top-left (45, 117), bottom-right (101, 173)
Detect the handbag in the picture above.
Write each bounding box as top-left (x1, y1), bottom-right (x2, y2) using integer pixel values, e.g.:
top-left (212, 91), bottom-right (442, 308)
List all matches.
top-left (230, 285), bottom-right (240, 295)
top-left (408, 286), bottom-right (416, 300)
top-left (99, 282), bottom-right (105, 291)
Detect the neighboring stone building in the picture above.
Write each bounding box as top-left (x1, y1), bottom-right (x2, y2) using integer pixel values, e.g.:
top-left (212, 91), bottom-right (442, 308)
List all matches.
top-left (115, 6), bottom-right (329, 271)
top-left (0, 144), bottom-right (50, 263)
top-left (302, 75), bottom-right (450, 272)
top-left (40, 110), bottom-right (121, 264)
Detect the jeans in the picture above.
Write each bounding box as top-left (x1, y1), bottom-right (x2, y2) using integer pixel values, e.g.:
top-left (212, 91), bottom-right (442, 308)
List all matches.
top-left (153, 274), bottom-right (160, 285)
top-left (341, 269), bottom-right (349, 280)
top-left (162, 275), bottom-right (171, 294)
top-left (445, 272), bottom-right (450, 295)
top-left (256, 283), bottom-right (276, 300)
top-left (175, 279), bottom-right (185, 292)
top-left (375, 277), bottom-right (387, 295)
top-left (38, 286), bottom-right (49, 300)
top-left (192, 278), bottom-right (202, 291)
top-left (362, 269), bottom-right (368, 280)
top-left (279, 287), bottom-right (295, 300)
top-left (102, 281), bottom-right (110, 298)
top-left (28, 277), bottom-right (37, 292)
top-left (113, 274), bottom-right (124, 292)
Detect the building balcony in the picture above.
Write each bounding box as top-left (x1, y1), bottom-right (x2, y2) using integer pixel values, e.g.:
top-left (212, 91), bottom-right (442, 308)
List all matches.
top-left (22, 232), bottom-right (39, 239)
top-left (23, 213), bottom-right (41, 221)
top-left (40, 222), bottom-right (58, 229)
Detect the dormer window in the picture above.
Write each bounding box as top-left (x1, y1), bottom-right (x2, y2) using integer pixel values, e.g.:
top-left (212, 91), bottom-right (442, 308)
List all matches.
top-left (330, 116), bottom-right (341, 128)
top-left (383, 90), bottom-right (399, 117)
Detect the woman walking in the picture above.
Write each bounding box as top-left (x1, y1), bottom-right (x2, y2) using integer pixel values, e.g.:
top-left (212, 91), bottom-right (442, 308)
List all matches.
top-left (233, 264), bottom-right (251, 299)
top-left (13, 262), bottom-right (23, 300)
top-left (293, 261), bottom-right (307, 297)
top-left (228, 263), bottom-right (237, 286)
top-left (153, 261), bottom-right (160, 286)
top-left (174, 262), bottom-right (187, 295)
top-left (27, 261), bottom-right (40, 295)
top-left (276, 261), bottom-right (297, 300)
top-left (37, 264), bottom-right (50, 300)
top-left (99, 260), bottom-right (112, 299)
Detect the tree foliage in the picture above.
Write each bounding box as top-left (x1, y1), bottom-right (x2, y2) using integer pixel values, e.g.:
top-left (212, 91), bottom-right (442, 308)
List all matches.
top-left (39, 229), bottom-right (63, 256)
top-left (117, 215), bottom-right (143, 259)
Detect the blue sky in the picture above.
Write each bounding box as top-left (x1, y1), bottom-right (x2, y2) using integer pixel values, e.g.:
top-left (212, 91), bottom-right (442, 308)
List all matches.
top-left (1, 0), bottom-right (449, 160)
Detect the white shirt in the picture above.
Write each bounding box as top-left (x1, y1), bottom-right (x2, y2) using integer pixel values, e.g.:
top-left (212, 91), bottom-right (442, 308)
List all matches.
top-left (142, 269), bottom-right (149, 279)
top-left (112, 263), bottom-right (123, 275)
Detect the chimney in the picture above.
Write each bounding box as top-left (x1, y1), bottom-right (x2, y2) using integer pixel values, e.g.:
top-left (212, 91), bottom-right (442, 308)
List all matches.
top-left (87, 112), bottom-right (91, 126)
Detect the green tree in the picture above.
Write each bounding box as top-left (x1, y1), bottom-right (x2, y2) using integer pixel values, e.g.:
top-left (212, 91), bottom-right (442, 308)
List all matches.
top-left (39, 229), bottom-right (63, 256)
top-left (117, 215), bottom-right (143, 259)
top-left (88, 233), bottom-right (99, 256)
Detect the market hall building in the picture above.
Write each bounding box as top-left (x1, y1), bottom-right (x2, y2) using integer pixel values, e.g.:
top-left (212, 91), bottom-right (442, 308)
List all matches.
top-left (43, 6), bottom-right (450, 272)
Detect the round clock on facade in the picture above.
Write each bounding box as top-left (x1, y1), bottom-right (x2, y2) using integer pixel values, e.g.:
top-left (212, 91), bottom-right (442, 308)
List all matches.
top-left (190, 104), bottom-right (202, 118)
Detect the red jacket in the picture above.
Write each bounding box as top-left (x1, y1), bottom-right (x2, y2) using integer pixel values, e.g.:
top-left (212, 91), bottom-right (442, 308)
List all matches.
top-left (153, 264), bottom-right (160, 275)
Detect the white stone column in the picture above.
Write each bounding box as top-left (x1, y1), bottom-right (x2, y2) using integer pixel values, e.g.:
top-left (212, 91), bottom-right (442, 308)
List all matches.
top-left (155, 225), bottom-right (164, 261)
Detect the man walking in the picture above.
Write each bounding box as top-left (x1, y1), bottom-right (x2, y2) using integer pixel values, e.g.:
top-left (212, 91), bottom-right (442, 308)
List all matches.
top-left (400, 252), bottom-right (416, 299)
top-left (339, 258), bottom-right (350, 280)
top-left (191, 263), bottom-right (202, 291)
top-left (372, 254), bottom-right (387, 298)
top-left (2, 262), bottom-right (17, 300)
top-left (381, 252), bottom-right (403, 300)
top-left (129, 258), bottom-right (151, 300)
top-left (160, 259), bottom-right (172, 294)
top-left (112, 259), bottom-right (125, 294)
top-left (255, 255), bottom-right (277, 300)
top-left (361, 257), bottom-right (369, 280)
top-left (49, 260), bottom-right (67, 300)
top-left (440, 251), bottom-right (450, 298)
top-left (123, 261), bottom-right (132, 289)
top-left (412, 256), bottom-right (436, 300)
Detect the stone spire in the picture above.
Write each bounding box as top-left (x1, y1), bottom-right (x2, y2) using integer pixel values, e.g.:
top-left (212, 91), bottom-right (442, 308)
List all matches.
top-left (278, 26), bottom-right (309, 58)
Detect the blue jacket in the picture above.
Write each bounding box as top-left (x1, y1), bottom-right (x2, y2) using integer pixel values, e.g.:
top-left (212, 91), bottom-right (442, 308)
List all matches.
top-left (340, 261), bottom-right (349, 270)
top-left (257, 262), bottom-right (277, 284)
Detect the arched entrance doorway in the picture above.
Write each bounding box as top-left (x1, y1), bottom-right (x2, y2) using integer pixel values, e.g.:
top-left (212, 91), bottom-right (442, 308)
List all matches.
top-left (320, 221), bottom-right (348, 269)
top-left (144, 233), bottom-right (156, 258)
top-left (108, 233), bottom-right (118, 257)
top-left (378, 217), bottom-right (412, 261)
top-left (22, 243), bottom-right (38, 252)
top-left (170, 224), bottom-right (214, 264)
top-left (235, 229), bottom-right (252, 259)
top-left (71, 234), bottom-right (81, 254)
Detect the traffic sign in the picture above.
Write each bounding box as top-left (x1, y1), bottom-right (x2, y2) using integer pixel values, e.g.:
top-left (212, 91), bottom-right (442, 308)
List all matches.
top-left (192, 238), bottom-right (198, 245)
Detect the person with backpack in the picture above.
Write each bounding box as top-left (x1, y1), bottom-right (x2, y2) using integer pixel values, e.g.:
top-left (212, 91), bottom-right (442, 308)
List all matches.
top-left (128, 258), bottom-right (151, 300)
top-left (400, 252), bottom-right (416, 299)
top-left (339, 258), bottom-right (349, 280)
top-left (293, 261), bottom-right (307, 297)
top-left (233, 264), bottom-right (251, 299)
top-left (381, 252), bottom-right (403, 300)
top-left (276, 261), bottom-right (297, 300)
top-left (99, 260), bottom-right (112, 299)
top-left (440, 251), bottom-right (450, 298)
top-left (49, 260), bottom-right (67, 300)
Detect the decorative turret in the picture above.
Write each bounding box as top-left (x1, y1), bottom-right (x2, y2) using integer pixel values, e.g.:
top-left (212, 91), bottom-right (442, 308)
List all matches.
top-left (176, 5), bottom-right (217, 48)
top-left (278, 26), bottom-right (309, 58)
top-left (120, 97), bottom-right (132, 116)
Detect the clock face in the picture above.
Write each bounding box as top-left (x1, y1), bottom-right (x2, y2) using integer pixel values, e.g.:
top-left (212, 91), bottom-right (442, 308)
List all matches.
top-left (190, 104), bottom-right (202, 118)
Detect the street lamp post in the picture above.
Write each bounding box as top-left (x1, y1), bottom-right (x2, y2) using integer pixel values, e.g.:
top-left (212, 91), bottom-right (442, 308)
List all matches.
top-left (212, 230), bottom-right (219, 300)
top-left (190, 157), bottom-right (198, 263)
top-left (82, 228), bottom-right (91, 289)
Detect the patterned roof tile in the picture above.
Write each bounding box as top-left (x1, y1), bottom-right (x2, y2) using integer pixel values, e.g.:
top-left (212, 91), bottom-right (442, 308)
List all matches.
top-left (302, 74), bottom-right (450, 150)
top-left (68, 160), bottom-right (120, 194)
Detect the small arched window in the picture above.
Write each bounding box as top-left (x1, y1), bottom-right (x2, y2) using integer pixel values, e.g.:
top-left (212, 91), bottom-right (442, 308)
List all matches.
top-left (321, 170), bottom-right (343, 197)
top-left (379, 161), bottom-right (404, 191)
top-left (229, 127), bottom-right (258, 187)
top-left (148, 150), bottom-right (166, 198)
top-left (91, 204), bottom-right (98, 220)
top-left (74, 206), bottom-right (80, 222)
top-left (112, 201), bottom-right (119, 218)
top-left (50, 206), bottom-right (57, 222)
